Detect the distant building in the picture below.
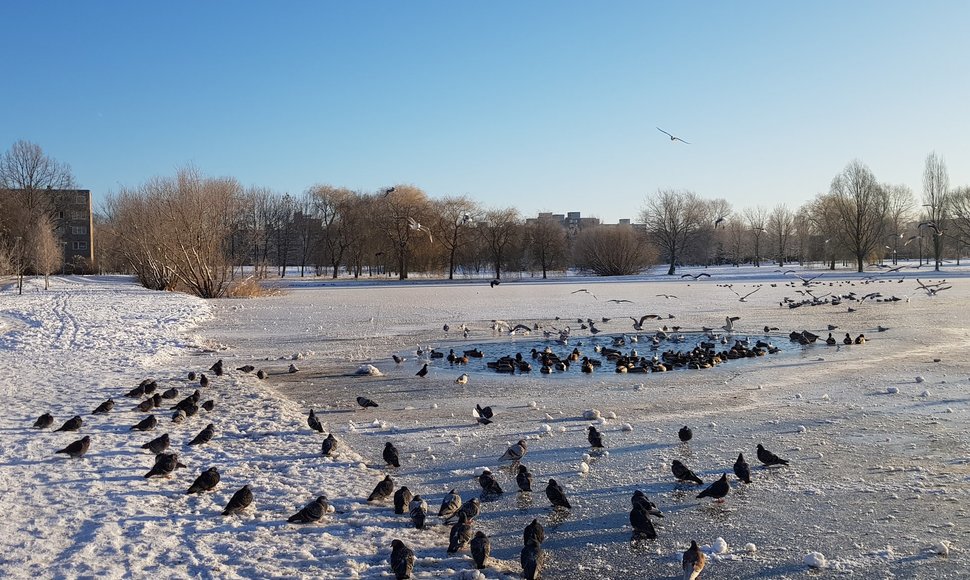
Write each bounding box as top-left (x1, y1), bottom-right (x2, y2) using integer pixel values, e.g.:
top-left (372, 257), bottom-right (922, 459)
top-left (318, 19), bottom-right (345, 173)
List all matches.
top-left (56, 189), bottom-right (95, 270)
top-left (525, 211), bottom-right (635, 233)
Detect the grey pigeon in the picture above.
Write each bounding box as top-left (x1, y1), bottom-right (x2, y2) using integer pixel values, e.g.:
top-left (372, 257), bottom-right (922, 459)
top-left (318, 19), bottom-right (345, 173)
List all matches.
top-left (459, 497), bottom-right (481, 520)
top-left (321, 433), bottom-right (337, 457)
top-left (587, 425), bottom-right (605, 448)
top-left (524, 518), bottom-right (545, 545)
top-left (134, 396), bottom-right (157, 412)
top-left (757, 443), bottom-right (789, 466)
top-left (545, 479), bottom-right (571, 509)
top-left (671, 459), bottom-right (703, 485)
top-left (33, 412), bottom-right (54, 429)
top-left (160, 387), bottom-right (179, 399)
top-left (236, 365), bottom-right (255, 373)
top-left (734, 452), bottom-right (752, 483)
top-left (390, 539), bottom-right (415, 580)
top-left (92, 399), bottom-right (114, 414)
top-left (521, 538), bottom-right (544, 580)
top-left (415, 363), bottom-right (428, 378)
top-left (288, 364), bottom-right (299, 374)
top-left (256, 369), bottom-right (266, 380)
top-left (697, 473), bottom-right (730, 502)
top-left (307, 409), bottom-right (324, 432)
top-left (55, 415), bottom-right (82, 432)
top-left (448, 511), bottom-right (473, 553)
top-left (630, 504), bottom-right (657, 539)
top-left (500, 439), bottom-right (528, 463)
top-left (287, 495), bottom-right (329, 523)
top-left (141, 432), bottom-right (170, 454)
top-left (187, 371), bottom-right (196, 381)
top-left (368, 475), bottom-right (394, 502)
top-left (209, 359), bottom-right (224, 376)
top-left (438, 489), bottom-right (462, 520)
top-left (356, 396), bottom-right (378, 409)
top-left (144, 452), bottom-right (186, 478)
top-left (479, 469), bottom-right (503, 496)
top-left (678, 425), bottom-right (693, 442)
top-left (188, 423), bottom-right (215, 446)
top-left (199, 374), bottom-right (209, 388)
top-left (222, 484), bottom-right (254, 515)
top-left (171, 409), bottom-right (186, 424)
top-left (393, 486), bottom-right (413, 515)
top-left (383, 442), bottom-right (400, 467)
top-left (183, 402), bottom-right (199, 418)
top-left (409, 495), bottom-right (428, 529)
top-left (516, 464), bottom-right (533, 492)
top-left (201, 399), bottom-right (214, 412)
top-left (186, 467), bottom-right (220, 494)
top-left (55, 435), bottom-right (91, 458)
top-left (131, 415), bottom-right (158, 431)
top-left (471, 531), bottom-right (491, 569)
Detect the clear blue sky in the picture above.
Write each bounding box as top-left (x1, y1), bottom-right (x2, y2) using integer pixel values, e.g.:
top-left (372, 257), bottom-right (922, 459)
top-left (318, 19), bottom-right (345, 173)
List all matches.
top-left (1, 1), bottom-right (967, 223)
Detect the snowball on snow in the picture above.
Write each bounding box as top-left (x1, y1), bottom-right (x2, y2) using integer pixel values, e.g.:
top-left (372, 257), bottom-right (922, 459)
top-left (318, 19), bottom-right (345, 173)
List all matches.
top-left (886, 386), bottom-right (899, 394)
top-left (712, 537), bottom-right (729, 554)
top-left (744, 543), bottom-right (757, 553)
top-left (607, 411), bottom-right (617, 420)
top-left (583, 409), bottom-right (601, 420)
top-left (578, 461), bottom-right (590, 475)
top-left (798, 425), bottom-right (807, 433)
top-left (540, 424), bottom-right (552, 434)
top-left (621, 423), bottom-right (634, 432)
top-left (355, 364), bottom-right (383, 376)
top-left (528, 401), bottom-right (538, 409)
top-left (804, 552), bottom-right (827, 568)
top-left (915, 376), bottom-right (925, 383)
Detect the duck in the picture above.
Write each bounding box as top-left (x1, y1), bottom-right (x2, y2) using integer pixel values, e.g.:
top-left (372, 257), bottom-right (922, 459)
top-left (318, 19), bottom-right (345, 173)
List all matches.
top-left (825, 333), bottom-right (837, 346)
top-left (843, 333), bottom-right (852, 345)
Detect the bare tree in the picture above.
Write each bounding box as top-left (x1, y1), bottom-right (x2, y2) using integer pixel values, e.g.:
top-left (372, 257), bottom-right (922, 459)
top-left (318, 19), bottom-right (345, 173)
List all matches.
top-left (767, 204), bottom-right (796, 267)
top-left (883, 184), bottom-right (915, 265)
top-left (0, 140), bottom-right (75, 217)
top-left (922, 152), bottom-right (950, 271)
top-left (374, 185), bottom-right (432, 280)
top-left (725, 216), bottom-right (747, 266)
top-left (947, 186), bottom-right (970, 264)
top-left (829, 160), bottom-right (888, 272)
top-left (430, 196), bottom-right (481, 279)
top-left (526, 215), bottom-right (568, 278)
top-left (27, 214), bottom-right (63, 289)
top-left (640, 189), bottom-right (709, 275)
top-left (573, 225), bottom-right (655, 275)
top-left (477, 207), bottom-right (521, 280)
top-left (743, 206), bottom-right (768, 267)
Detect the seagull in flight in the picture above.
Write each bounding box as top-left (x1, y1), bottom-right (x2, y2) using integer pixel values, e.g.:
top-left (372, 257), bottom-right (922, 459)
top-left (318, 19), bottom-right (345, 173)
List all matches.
top-left (680, 273), bottom-right (711, 280)
top-left (571, 289), bottom-right (597, 300)
top-left (607, 299), bottom-right (634, 304)
top-left (657, 127), bottom-right (690, 144)
top-left (728, 286), bottom-right (760, 302)
top-left (656, 294), bottom-right (678, 299)
top-left (407, 217), bottom-right (433, 243)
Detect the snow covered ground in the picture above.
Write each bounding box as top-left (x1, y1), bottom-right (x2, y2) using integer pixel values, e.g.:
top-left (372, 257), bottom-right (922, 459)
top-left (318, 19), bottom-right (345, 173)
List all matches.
top-left (2, 265), bottom-right (970, 578)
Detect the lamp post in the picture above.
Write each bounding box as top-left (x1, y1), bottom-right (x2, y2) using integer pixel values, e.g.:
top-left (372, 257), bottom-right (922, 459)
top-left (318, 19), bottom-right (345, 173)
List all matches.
top-left (14, 236), bottom-right (23, 295)
top-left (886, 233), bottom-right (903, 266)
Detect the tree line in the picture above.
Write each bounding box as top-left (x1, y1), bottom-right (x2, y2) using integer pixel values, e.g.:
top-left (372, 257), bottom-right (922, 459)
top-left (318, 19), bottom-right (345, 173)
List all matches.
top-left (1, 140), bottom-right (968, 298)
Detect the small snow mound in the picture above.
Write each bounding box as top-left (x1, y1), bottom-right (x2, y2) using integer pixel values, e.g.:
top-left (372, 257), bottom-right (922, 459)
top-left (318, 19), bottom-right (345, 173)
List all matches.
top-left (915, 376), bottom-right (925, 383)
top-left (712, 537), bottom-right (729, 554)
top-left (457, 571), bottom-right (486, 580)
top-left (544, 413), bottom-right (554, 421)
top-left (583, 409), bottom-right (601, 420)
top-left (795, 393), bottom-right (803, 399)
top-left (709, 422), bottom-right (717, 429)
top-left (921, 390), bottom-right (931, 398)
top-left (596, 417), bottom-right (608, 425)
top-left (634, 383), bottom-right (644, 391)
top-left (821, 393), bottom-right (831, 400)
top-left (946, 407), bottom-right (954, 413)
top-left (932, 540), bottom-right (950, 556)
top-left (431, 403), bottom-right (439, 409)
top-left (804, 552), bottom-right (827, 568)
top-left (886, 386), bottom-right (899, 394)
top-left (744, 543), bottom-right (757, 553)
top-left (557, 426), bottom-right (567, 433)
top-left (473, 466), bottom-right (490, 476)
top-left (355, 364), bottom-right (383, 376)
top-left (540, 424), bottom-right (552, 434)
top-left (578, 461), bottom-right (590, 475)
top-left (607, 411), bottom-right (617, 420)
top-left (601, 450), bottom-right (610, 457)
top-left (798, 425), bottom-right (807, 433)
top-left (528, 401), bottom-right (538, 409)
top-left (621, 423), bottom-right (634, 432)
top-left (582, 453), bottom-right (591, 462)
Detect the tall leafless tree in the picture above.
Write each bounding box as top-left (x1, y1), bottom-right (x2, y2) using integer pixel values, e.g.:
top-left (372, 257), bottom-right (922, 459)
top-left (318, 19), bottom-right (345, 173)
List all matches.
top-left (640, 189), bottom-right (709, 275)
top-left (478, 207), bottom-right (521, 280)
top-left (743, 206), bottom-right (768, 267)
top-left (883, 184), bottom-right (915, 265)
top-left (829, 160), bottom-right (888, 272)
top-left (27, 214), bottom-right (63, 289)
top-left (430, 196), bottom-right (481, 279)
top-left (525, 215), bottom-right (568, 278)
top-left (922, 152), bottom-right (950, 271)
top-left (767, 204), bottom-right (796, 267)
top-left (375, 185), bottom-right (432, 280)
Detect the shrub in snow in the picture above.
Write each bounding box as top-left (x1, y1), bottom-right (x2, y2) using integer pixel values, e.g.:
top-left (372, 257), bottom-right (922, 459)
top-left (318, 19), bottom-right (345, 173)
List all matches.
top-left (355, 364), bottom-right (383, 376)
top-left (804, 552), bottom-right (827, 568)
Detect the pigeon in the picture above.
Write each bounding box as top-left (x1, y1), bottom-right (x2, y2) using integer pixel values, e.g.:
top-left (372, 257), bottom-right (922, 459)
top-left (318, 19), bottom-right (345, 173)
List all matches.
top-left (368, 475), bottom-right (394, 502)
top-left (683, 540), bottom-right (706, 580)
top-left (409, 495), bottom-right (428, 529)
top-left (630, 504), bottom-right (657, 539)
top-left (188, 424), bottom-right (216, 446)
top-left (187, 371), bottom-right (196, 381)
top-left (460, 497), bottom-right (481, 520)
top-left (33, 412), bottom-right (54, 429)
top-left (516, 464), bottom-right (534, 492)
top-left (135, 394), bottom-right (161, 412)
top-left (199, 373), bottom-right (210, 388)
top-left (144, 452), bottom-right (186, 478)
top-left (92, 399), bottom-right (114, 414)
top-left (321, 433), bottom-right (338, 457)
top-left (357, 396), bottom-right (379, 409)
top-left (186, 467), bottom-right (220, 494)
top-left (287, 496), bottom-right (329, 523)
top-left (171, 410), bottom-right (186, 424)
top-left (757, 443), bottom-right (789, 466)
top-left (256, 369), bottom-right (266, 380)
top-left (455, 373), bottom-right (469, 385)
top-left (288, 364), bottom-right (299, 373)
top-left (307, 409), bottom-right (324, 433)
top-left (524, 518), bottom-right (545, 545)
top-left (473, 404), bottom-right (493, 425)
top-left (392, 354), bottom-right (405, 364)
top-left (501, 439), bottom-right (528, 463)
top-left (631, 490), bottom-right (664, 517)
top-left (471, 531), bottom-right (491, 570)
top-left (479, 469), bottom-right (503, 496)
top-left (587, 426), bottom-right (605, 448)
top-left (222, 484), bottom-right (254, 515)
top-left (390, 539), bottom-right (415, 580)
top-left (448, 511), bottom-right (474, 553)
top-left (130, 415), bottom-right (158, 432)
top-left (415, 363), bottom-right (429, 378)
top-left (697, 473), bottom-right (730, 502)
top-left (236, 365), bottom-right (255, 373)
top-left (438, 489), bottom-right (463, 520)
top-left (678, 425), bottom-right (693, 442)
top-left (672, 460), bottom-right (704, 485)
top-left (545, 478), bottom-right (571, 509)
top-left (160, 387), bottom-right (179, 399)
top-left (141, 433), bottom-right (171, 454)
top-left (490, 279), bottom-right (500, 288)
top-left (521, 538), bottom-right (544, 580)
top-left (734, 452), bottom-right (752, 483)
top-left (201, 400), bottom-right (214, 412)
top-left (209, 359), bottom-right (224, 376)
top-left (392, 485), bottom-right (413, 515)
top-left (383, 442), bottom-right (401, 467)
top-left (55, 435), bottom-right (91, 459)
top-left (55, 415), bottom-right (82, 432)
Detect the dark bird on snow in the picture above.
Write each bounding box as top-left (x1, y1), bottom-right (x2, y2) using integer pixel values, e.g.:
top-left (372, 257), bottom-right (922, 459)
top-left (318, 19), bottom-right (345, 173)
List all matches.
top-left (545, 478), bottom-right (571, 509)
top-left (141, 432), bottom-right (170, 455)
top-left (678, 425), bottom-right (693, 442)
top-left (357, 396), bottom-right (379, 409)
top-left (368, 475), bottom-right (395, 502)
top-left (209, 359), bottom-right (224, 376)
top-left (201, 399), bottom-right (214, 412)
top-left (394, 485), bottom-right (413, 515)
top-left (657, 126), bottom-right (691, 144)
top-left (843, 332), bottom-right (853, 345)
top-left (671, 459), bottom-right (704, 485)
top-left (587, 425), bottom-right (605, 448)
top-left (460, 497), bottom-right (481, 520)
top-left (55, 435), bottom-right (91, 459)
top-left (524, 518), bottom-right (545, 545)
top-left (490, 279), bottom-right (500, 288)
top-left (321, 433), bottom-right (337, 457)
top-left (33, 412), bottom-right (54, 429)
top-left (392, 354), bottom-right (405, 364)
top-left (288, 495), bottom-right (329, 523)
top-left (256, 369), bottom-right (266, 380)
top-left (734, 452), bottom-right (752, 484)
top-left (409, 495), bottom-right (428, 529)
top-left (474, 404), bottom-right (494, 425)
top-left (390, 539), bottom-right (415, 580)
top-left (161, 387), bottom-right (179, 399)
top-left (307, 409), bottom-right (324, 432)
top-left (479, 468), bottom-right (503, 496)
top-left (92, 399), bottom-right (114, 414)
top-left (187, 371), bottom-right (196, 381)
top-left (130, 415), bottom-right (158, 432)
top-left (134, 396), bottom-right (157, 413)
top-left (415, 363), bottom-right (429, 378)
top-left (631, 490), bottom-right (664, 517)
top-left (236, 365), bottom-right (255, 373)
top-left (383, 442), bottom-right (401, 467)
top-left (501, 439), bottom-right (528, 463)
top-left (186, 466), bottom-right (220, 494)
top-left (438, 489), bottom-right (462, 520)
top-left (697, 473), bottom-right (730, 502)
top-left (521, 538), bottom-right (544, 580)
top-left (199, 373), bottom-right (210, 388)
top-left (222, 484), bottom-right (254, 515)
top-left (630, 504), bottom-right (657, 539)
top-left (471, 531), bottom-right (491, 569)
top-left (188, 423), bottom-right (215, 446)
top-left (144, 452), bottom-right (186, 478)
top-left (448, 511), bottom-right (474, 553)
top-left (55, 415), bottom-right (83, 432)
top-left (757, 443), bottom-right (789, 466)
top-left (516, 464), bottom-right (534, 492)
top-left (683, 540), bottom-right (706, 580)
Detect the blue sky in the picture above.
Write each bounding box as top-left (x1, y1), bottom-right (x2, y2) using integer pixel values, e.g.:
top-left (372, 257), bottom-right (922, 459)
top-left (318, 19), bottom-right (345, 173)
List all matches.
top-left (1, 1), bottom-right (967, 222)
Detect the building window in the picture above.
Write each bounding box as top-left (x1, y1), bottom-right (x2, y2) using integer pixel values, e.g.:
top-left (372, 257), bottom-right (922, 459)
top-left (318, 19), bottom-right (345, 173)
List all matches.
top-left (70, 210), bottom-right (86, 220)
top-left (72, 241), bottom-right (88, 250)
top-left (71, 225), bottom-right (88, 235)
